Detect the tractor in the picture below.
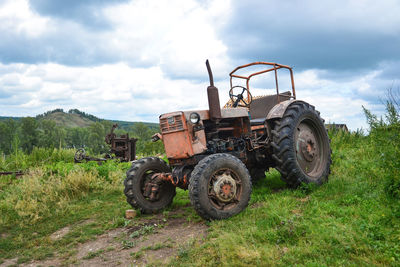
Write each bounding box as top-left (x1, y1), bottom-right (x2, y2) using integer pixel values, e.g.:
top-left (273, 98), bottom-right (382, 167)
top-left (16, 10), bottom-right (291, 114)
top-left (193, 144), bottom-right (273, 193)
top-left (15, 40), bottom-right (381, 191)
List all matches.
top-left (124, 60), bottom-right (331, 220)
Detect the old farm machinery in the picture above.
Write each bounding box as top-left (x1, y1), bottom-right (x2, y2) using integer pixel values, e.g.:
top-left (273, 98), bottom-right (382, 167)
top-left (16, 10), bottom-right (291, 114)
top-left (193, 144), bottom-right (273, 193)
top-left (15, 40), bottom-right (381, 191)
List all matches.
top-left (124, 61), bottom-right (331, 220)
top-left (74, 124), bottom-right (137, 163)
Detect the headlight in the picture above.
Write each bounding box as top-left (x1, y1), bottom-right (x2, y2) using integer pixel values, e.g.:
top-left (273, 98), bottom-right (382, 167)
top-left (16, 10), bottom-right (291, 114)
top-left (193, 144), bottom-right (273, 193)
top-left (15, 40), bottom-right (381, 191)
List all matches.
top-left (189, 112), bottom-right (200, 124)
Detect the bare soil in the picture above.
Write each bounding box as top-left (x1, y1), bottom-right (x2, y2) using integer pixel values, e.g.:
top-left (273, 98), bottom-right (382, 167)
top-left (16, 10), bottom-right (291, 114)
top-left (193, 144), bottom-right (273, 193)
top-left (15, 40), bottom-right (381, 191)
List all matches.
top-left (4, 209), bottom-right (207, 267)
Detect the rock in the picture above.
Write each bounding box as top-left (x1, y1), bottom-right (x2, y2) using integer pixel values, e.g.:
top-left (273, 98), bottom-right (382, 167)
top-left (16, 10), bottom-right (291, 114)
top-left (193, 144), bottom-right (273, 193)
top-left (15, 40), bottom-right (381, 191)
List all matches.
top-left (125, 209), bottom-right (137, 219)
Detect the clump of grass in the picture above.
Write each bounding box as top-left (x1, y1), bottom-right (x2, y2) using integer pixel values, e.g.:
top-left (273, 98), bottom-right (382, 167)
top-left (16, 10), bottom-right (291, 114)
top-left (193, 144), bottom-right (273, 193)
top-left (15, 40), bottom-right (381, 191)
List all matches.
top-left (122, 240), bottom-right (136, 249)
top-left (130, 250), bottom-right (143, 259)
top-left (1, 168), bottom-right (114, 224)
top-left (143, 242), bottom-right (173, 251)
top-left (129, 225), bottom-right (155, 238)
top-left (83, 249), bottom-right (104, 260)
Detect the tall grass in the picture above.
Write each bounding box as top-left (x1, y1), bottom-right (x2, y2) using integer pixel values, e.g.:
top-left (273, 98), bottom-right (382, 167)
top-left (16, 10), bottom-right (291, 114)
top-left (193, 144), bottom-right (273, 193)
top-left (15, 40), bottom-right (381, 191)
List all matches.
top-left (0, 157), bottom-right (132, 262)
top-left (0, 162), bottom-right (129, 226)
top-left (0, 147), bottom-right (75, 171)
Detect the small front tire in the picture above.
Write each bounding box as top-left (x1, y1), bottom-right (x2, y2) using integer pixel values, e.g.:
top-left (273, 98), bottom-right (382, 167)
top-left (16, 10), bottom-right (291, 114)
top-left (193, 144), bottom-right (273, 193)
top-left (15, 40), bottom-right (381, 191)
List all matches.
top-left (189, 153), bottom-right (252, 220)
top-left (124, 157), bottom-right (176, 214)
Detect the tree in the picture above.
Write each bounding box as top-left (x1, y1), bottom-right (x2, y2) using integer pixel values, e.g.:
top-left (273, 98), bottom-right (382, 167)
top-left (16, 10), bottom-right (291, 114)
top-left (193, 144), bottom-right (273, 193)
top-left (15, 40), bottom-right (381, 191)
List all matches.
top-left (38, 120), bottom-right (66, 148)
top-left (66, 127), bottom-right (90, 148)
top-left (20, 117), bottom-right (39, 153)
top-left (88, 122), bottom-right (106, 154)
top-left (0, 119), bottom-right (18, 154)
top-left (131, 122), bottom-right (151, 140)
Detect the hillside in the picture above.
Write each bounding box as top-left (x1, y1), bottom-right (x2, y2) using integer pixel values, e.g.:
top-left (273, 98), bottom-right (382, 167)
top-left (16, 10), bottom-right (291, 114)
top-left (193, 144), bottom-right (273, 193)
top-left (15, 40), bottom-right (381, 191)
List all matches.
top-left (0, 109), bottom-right (159, 130)
top-left (42, 112), bottom-right (94, 128)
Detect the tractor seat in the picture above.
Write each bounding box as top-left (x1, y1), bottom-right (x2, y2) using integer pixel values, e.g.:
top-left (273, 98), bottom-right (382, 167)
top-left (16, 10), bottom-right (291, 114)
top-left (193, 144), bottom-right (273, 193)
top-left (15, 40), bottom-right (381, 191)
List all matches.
top-left (249, 91), bottom-right (292, 120)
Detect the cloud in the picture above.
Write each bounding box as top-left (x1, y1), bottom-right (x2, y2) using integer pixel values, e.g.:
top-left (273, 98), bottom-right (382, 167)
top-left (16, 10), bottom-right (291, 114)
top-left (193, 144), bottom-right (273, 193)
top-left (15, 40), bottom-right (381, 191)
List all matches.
top-left (0, 0), bottom-right (398, 132)
top-left (0, 61), bottom-right (390, 130)
top-left (29, 0), bottom-right (130, 30)
top-left (0, 62), bottom-right (215, 122)
top-left (222, 0), bottom-right (400, 71)
top-left (0, 0), bottom-right (231, 78)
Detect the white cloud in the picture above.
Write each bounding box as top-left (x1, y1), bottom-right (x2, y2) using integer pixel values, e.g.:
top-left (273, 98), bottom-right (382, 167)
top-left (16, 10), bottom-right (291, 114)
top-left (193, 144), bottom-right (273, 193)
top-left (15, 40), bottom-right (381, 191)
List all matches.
top-left (0, 62), bottom-right (214, 121)
top-left (0, 0), bottom-right (49, 37)
top-left (103, 0), bottom-right (231, 77)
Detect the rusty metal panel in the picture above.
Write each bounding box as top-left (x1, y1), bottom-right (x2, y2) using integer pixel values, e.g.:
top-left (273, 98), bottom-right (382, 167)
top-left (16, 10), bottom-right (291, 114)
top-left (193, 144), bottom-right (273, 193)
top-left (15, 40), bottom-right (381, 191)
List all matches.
top-left (220, 108), bottom-right (248, 118)
top-left (163, 131), bottom-right (194, 159)
top-left (160, 112), bottom-right (195, 159)
top-left (191, 125), bottom-right (207, 154)
top-left (160, 114), bottom-right (184, 133)
top-left (266, 100), bottom-right (309, 119)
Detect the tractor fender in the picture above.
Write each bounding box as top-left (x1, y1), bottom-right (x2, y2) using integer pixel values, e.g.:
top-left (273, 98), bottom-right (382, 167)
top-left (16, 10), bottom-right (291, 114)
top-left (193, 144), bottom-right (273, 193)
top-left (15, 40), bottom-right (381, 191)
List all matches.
top-left (266, 99), bottom-right (308, 120)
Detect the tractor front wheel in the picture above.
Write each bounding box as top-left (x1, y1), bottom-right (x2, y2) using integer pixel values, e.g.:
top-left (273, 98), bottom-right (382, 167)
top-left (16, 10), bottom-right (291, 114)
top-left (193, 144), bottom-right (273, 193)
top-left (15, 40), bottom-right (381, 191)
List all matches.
top-left (124, 157), bottom-right (176, 214)
top-left (189, 153), bottom-right (252, 220)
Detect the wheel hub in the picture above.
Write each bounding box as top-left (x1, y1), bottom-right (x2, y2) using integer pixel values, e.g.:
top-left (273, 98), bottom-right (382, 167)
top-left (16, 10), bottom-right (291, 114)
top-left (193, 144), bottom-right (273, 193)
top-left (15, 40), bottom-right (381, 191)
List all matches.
top-left (213, 172), bottom-right (237, 202)
top-left (300, 132), bottom-right (317, 162)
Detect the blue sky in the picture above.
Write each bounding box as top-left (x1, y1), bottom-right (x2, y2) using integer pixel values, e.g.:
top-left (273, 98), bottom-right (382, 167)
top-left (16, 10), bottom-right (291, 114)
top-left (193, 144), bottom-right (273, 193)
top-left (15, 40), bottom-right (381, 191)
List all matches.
top-left (0, 0), bottom-right (399, 130)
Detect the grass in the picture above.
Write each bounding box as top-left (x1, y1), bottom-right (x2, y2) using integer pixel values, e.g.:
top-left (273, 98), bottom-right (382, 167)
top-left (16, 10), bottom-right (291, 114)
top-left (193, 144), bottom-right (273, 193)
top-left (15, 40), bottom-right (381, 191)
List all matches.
top-left (0, 114), bottom-right (399, 266)
top-left (0, 158), bottom-right (133, 263)
top-left (0, 153), bottom-right (195, 264)
top-left (83, 249), bottom-right (105, 260)
top-left (168, 129), bottom-right (400, 266)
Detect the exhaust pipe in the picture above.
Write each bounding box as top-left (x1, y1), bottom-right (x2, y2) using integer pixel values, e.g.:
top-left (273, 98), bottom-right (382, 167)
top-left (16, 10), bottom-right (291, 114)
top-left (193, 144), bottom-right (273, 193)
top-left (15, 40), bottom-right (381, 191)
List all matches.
top-left (206, 60), bottom-right (221, 120)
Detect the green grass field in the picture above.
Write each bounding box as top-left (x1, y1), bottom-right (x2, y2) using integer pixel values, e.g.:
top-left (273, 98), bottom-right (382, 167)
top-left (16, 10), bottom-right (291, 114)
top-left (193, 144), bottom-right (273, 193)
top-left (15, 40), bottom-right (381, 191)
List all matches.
top-left (170, 127), bottom-right (400, 266)
top-left (0, 121), bottom-right (399, 266)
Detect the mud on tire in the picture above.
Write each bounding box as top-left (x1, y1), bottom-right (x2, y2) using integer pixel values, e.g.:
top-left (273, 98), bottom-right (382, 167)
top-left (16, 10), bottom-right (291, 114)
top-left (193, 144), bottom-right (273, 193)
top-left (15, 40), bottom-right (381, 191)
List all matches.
top-left (189, 153), bottom-right (252, 220)
top-left (271, 101), bottom-right (331, 188)
top-left (124, 157), bottom-right (176, 214)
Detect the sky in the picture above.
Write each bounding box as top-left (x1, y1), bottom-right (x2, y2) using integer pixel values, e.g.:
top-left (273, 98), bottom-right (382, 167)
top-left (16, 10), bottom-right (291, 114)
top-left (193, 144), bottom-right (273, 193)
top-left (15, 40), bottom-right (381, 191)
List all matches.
top-left (0, 0), bottom-right (399, 130)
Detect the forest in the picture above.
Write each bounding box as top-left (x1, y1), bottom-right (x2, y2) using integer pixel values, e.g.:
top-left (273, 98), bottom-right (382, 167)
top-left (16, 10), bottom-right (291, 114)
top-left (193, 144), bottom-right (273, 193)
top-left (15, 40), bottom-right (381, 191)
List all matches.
top-left (0, 109), bottom-right (164, 160)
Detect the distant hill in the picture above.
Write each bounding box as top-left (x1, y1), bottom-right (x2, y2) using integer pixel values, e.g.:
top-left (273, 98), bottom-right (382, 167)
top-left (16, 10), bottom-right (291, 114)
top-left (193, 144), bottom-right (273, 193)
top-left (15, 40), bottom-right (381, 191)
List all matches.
top-left (0, 109), bottom-right (159, 130)
top-left (41, 111), bottom-right (94, 128)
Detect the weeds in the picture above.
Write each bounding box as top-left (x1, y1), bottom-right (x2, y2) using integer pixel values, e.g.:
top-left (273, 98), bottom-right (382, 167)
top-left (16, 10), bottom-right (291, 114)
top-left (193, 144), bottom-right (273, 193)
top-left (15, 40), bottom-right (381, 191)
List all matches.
top-left (121, 240), bottom-right (136, 249)
top-left (129, 225), bottom-right (155, 238)
top-left (83, 249), bottom-right (104, 260)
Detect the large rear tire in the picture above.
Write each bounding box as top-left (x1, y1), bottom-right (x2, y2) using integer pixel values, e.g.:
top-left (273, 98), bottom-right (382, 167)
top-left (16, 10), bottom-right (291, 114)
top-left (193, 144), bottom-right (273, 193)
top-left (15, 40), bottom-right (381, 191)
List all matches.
top-left (271, 102), bottom-right (331, 188)
top-left (124, 157), bottom-right (176, 214)
top-left (189, 154), bottom-right (252, 220)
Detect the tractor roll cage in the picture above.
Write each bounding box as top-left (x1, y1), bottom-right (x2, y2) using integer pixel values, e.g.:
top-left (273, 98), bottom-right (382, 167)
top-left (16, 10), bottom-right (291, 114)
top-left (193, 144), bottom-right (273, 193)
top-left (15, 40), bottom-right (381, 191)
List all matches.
top-left (229, 62), bottom-right (296, 104)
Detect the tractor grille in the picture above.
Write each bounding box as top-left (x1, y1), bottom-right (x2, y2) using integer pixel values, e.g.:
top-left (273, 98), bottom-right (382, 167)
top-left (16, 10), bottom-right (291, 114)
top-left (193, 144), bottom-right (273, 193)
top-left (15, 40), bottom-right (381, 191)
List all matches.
top-left (160, 115), bottom-right (184, 133)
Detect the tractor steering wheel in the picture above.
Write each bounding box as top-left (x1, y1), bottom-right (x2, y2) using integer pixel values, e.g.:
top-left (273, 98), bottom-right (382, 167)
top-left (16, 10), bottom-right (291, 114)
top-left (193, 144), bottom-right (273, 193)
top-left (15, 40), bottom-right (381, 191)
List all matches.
top-left (229, 85), bottom-right (253, 107)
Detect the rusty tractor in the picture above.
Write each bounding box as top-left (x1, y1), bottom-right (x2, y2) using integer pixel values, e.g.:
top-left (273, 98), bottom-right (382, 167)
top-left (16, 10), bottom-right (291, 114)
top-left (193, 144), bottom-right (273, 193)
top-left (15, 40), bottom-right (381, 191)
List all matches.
top-left (124, 61), bottom-right (331, 220)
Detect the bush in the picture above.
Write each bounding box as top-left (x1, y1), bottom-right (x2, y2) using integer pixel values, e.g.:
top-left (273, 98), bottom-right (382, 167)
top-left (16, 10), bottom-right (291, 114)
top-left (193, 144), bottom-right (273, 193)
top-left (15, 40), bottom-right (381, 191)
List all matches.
top-left (363, 90), bottom-right (400, 199)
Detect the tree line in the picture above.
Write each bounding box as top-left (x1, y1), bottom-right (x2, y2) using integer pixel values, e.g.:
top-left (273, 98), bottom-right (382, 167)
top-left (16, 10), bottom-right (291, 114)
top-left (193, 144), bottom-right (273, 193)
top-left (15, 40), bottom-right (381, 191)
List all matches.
top-left (0, 118), bottom-right (164, 156)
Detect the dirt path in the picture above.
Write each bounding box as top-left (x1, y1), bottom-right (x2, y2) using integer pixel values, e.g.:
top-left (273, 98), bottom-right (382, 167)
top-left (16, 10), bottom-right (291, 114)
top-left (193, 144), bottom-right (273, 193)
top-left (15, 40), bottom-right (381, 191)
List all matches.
top-left (2, 209), bottom-right (207, 267)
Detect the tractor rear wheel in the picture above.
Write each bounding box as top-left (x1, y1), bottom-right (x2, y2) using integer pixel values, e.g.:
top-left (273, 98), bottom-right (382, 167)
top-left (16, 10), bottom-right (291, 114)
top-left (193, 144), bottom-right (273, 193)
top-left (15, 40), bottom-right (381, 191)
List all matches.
top-left (124, 157), bottom-right (176, 214)
top-left (189, 153), bottom-right (252, 220)
top-left (271, 102), bottom-right (331, 188)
